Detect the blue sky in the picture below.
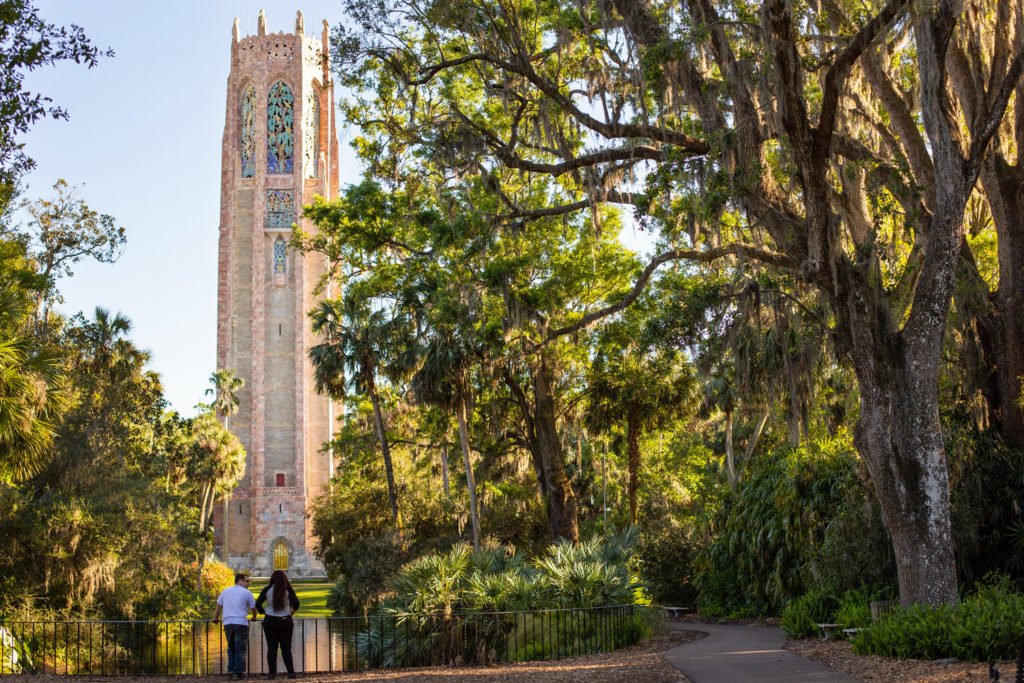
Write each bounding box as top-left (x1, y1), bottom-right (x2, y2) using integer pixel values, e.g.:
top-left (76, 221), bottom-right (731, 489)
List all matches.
top-left (20, 1), bottom-right (655, 415)
top-left (21, 2), bottom-right (356, 414)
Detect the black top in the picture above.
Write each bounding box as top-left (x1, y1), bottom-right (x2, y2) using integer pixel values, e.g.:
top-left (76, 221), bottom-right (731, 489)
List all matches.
top-left (255, 584), bottom-right (300, 616)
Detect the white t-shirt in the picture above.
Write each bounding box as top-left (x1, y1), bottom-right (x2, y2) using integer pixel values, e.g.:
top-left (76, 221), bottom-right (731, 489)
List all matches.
top-left (217, 584), bottom-right (256, 626)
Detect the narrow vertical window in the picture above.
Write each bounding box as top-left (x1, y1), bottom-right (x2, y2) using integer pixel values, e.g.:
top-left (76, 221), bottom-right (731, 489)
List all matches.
top-left (273, 237), bottom-right (287, 275)
top-left (304, 87), bottom-right (320, 178)
top-left (267, 81), bottom-right (294, 174)
top-left (240, 85), bottom-right (256, 178)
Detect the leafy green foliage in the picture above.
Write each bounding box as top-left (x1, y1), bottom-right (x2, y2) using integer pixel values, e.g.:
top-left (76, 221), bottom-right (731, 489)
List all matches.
top-left (352, 531), bottom-right (651, 667)
top-left (781, 591), bottom-right (837, 639)
top-left (854, 576), bottom-right (1024, 661)
top-left (635, 523), bottom-right (698, 609)
top-left (0, 0), bottom-right (111, 196)
top-left (695, 433), bottom-right (894, 617)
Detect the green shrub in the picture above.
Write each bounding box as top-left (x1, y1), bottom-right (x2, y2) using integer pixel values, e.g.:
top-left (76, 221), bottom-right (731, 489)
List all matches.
top-left (853, 576), bottom-right (1024, 661)
top-left (781, 591), bottom-right (837, 639)
top-left (696, 434), bottom-right (869, 617)
top-left (805, 499), bottom-right (895, 598)
top-left (635, 524), bottom-right (698, 608)
top-left (354, 531), bottom-right (647, 667)
top-left (833, 587), bottom-right (893, 632)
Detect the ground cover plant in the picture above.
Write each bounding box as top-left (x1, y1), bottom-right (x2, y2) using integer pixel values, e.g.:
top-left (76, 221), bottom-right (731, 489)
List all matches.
top-left (852, 576), bottom-right (1024, 662)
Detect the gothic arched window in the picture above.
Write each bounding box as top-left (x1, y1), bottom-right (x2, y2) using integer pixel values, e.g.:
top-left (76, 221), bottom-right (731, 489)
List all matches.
top-left (273, 237), bottom-right (287, 275)
top-left (267, 81), bottom-right (294, 174)
top-left (273, 540), bottom-right (289, 570)
top-left (240, 85), bottom-right (256, 178)
top-left (304, 87), bottom-right (320, 179)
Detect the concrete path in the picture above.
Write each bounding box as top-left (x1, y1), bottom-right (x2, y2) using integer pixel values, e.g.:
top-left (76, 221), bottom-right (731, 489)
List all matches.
top-left (664, 621), bottom-right (859, 682)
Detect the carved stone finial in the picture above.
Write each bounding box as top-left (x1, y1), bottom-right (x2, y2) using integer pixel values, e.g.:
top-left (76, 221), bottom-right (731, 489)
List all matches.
top-left (296, 10), bottom-right (304, 34)
top-left (257, 9), bottom-right (267, 36)
top-left (232, 17), bottom-right (240, 42)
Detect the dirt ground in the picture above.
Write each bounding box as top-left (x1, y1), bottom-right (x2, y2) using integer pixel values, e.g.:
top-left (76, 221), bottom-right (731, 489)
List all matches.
top-left (10, 630), bottom-right (702, 683)
top-left (787, 637), bottom-right (1019, 682)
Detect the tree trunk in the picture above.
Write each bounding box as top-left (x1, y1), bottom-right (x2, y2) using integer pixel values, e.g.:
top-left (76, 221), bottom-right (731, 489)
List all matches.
top-left (368, 378), bottom-right (400, 523)
top-left (626, 410), bottom-right (641, 525)
top-left (456, 394), bottom-right (481, 551)
top-left (724, 409), bottom-right (736, 486)
top-left (532, 355), bottom-right (579, 543)
top-left (196, 552), bottom-right (205, 593)
top-left (199, 482), bottom-right (212, 533)
top-left (853, 364), bottom-right (958, 606)
top-left (440, 441), bottom-right (450, 496)
top-left (980, 158), bottom-right (1024, 448)
top-left (743, 408), bottom-right (770, 465)
top-left (223, 414), bottom-right (231, 563)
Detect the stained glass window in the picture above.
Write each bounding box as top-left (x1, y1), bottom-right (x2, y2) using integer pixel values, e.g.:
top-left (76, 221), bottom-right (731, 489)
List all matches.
top-left (304, 87), bottom-right (320, 179)
top-left (267, 81), bottom-right (294, 174)
top-left (273, 237), bottom-right (287, 275)
top-left (265, 190), bottom-right (295, 231)
top-left (240, 85), bottom-right (256, 178)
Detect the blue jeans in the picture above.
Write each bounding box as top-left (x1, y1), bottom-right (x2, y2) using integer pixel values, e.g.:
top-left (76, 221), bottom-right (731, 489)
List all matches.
top-left (224, 624), bottom-right (249, 675)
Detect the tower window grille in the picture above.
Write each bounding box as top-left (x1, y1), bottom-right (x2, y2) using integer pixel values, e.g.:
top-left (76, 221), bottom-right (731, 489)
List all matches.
top-left (240, 85), bottom-right (256, 177)
top-left (273, 237), bottom-right (287, 275)
top-left (265, 190), bottom-right (295, 230)
top-left (304, 87), bottom-right (320, 178)
top-left (267, 81), bottom-right (294, 174)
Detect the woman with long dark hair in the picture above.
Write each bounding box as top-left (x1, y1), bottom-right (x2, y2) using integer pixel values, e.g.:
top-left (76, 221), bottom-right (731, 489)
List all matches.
top-left (255, 570), bottom-right (300, 679)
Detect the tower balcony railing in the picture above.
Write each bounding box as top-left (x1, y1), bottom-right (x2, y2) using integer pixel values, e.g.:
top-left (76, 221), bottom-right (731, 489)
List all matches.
top-left (0, 604), bottom-right (649, 676)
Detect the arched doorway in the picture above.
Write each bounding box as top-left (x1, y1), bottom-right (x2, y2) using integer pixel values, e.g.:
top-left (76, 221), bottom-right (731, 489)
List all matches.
top-left (272, 540), bottom-right (289, 571)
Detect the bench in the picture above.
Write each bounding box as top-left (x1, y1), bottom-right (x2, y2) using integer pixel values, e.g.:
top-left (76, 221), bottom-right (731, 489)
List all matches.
top-left (664, 606), bottom-right (691, 618)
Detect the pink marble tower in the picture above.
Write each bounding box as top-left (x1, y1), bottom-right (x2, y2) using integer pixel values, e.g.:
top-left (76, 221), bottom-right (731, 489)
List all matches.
top-left (213, 9), bottom-right (339, 577)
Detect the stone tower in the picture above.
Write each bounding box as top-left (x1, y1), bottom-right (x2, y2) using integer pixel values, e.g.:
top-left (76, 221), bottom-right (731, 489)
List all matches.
top-left (213, 10), bottom-right (339, 577)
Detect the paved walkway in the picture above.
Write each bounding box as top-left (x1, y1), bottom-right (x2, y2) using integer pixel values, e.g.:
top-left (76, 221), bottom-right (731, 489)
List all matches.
top-left (664, 621), bottom-right (859, 682)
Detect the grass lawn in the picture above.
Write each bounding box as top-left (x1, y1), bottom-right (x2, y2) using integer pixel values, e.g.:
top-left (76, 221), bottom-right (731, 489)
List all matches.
top-left (248, 579), bottom-right (333, 618)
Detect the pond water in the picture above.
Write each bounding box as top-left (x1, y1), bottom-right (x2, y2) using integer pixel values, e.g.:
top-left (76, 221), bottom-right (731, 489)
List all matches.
top-left (3, 619), bottom-right (359, 675)
top-left (146, 619), bottom-right (358, 675)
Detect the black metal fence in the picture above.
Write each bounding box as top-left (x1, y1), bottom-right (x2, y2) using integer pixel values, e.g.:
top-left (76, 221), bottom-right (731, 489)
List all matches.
top-left (0, 605), bottom-right (646, 675)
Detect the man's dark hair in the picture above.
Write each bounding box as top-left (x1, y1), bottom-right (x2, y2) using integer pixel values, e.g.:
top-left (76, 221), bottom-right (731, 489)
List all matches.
top-left (234, 573), bottom-right (249, 584)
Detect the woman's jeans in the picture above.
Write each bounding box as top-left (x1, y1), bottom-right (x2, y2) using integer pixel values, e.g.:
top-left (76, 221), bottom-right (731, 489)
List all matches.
top-left (224, 624), bottom-right (249, 675)
top-left (261, 616), bottom-right (295, 675)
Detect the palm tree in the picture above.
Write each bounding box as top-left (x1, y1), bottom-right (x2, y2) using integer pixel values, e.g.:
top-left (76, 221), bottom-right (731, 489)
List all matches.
top-left (0, 284), bottom-right (67, 480)
top-left (191, 411), bottom-right (246, 534)
top-left (205, 368), bottom-right (244, 561)
top-left (309, 296), bottom-right (411, 523)
top-left (205, 369), bottom-right (244, 431)
top-left (411, 324), bottom-right (481, 550)
top-left (190, 409), bottom-right (246, 588)
top-left (85, 307), bottom-right (132, 367)
top-left (589, 324), bottom-right (697, 525)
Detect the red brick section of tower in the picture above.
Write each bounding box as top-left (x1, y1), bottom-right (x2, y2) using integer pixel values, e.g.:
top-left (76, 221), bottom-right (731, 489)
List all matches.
top-left (213, 9), bottom-right (340, 578)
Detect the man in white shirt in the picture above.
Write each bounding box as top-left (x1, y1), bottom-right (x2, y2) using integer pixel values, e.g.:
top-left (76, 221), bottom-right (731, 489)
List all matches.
top-left (213, 574), bottom-right (258, 679)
